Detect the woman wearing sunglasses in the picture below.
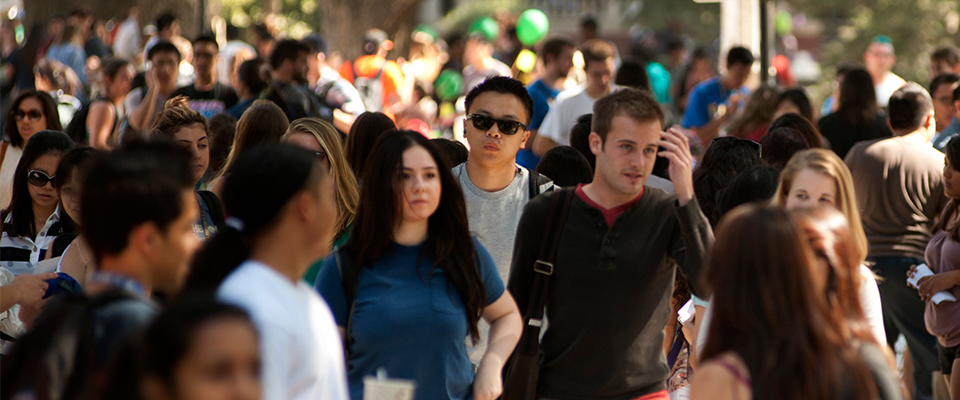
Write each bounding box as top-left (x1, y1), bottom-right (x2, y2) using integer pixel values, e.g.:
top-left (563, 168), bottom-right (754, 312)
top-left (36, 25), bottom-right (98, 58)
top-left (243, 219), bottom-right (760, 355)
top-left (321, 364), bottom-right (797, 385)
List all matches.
top-left (317, 130), bottom-right (521, 400)
top-left (0, 130), bottom-right (74, 276)
top-left (281, 118), bottom-right (359, 284)
top-left (2, 91), bottom-right (62, 209)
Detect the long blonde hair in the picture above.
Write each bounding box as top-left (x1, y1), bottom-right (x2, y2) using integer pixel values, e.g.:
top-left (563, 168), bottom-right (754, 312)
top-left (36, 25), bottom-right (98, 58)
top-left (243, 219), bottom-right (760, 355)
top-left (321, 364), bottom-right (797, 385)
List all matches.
top-left (773, 149), bottom-right (869, 264)
top-left (282, 118), bottom-right (359, 237)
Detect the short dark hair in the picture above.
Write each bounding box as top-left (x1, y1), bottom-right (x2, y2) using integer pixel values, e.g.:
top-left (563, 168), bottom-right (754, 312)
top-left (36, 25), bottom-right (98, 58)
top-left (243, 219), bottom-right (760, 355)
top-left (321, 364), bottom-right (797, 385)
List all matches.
top-left (726, 46), bottom-right (754, 67)
top-left (147, 41), bottom-right (181, 62)
top-left (81, 141), bottom-right (195, 264)
top-left (155, 12), bottom-right (177, 33)
top-left (615, 61), bottom-right (650, 92)
top-left (759, 127), bottom-right (811, 170)
top-left (580, 16), bottom-right (597, 30)
top-left (301, 33), bottom-right (327, 56)
top-left (192, 35), bottom-right (218, 51)
top-left (931, 46), bottom-right (960, 67)
top-left (464, 76), bottom-right (535, 125)
top-left (431, 138), bottom-right (469, 166)
top-left (237, 58), bottom-right (269, 94)
top-left (5, 91), bottom-right (62, 147)
top-left (102, 57), bottom-right (132, 80)
top-left (579, 39), bottom-right (615, 69)
top-left (569, 113), bottom-right (595, 171)
top-left (269, 39), bottom-right (309, 70)
top-left (929, 73), bottom-right (960, 96)
top-left (716, 165), bottom-right (781, 219)
top-left (540, 37), bottom-right (575, 65)
top-left (776, 89), bottom-right (814, 123)
top-left (591, 89), bottom-right (664, 143)
top-left (536, 146), bottom-right (593, 187)
top-left (888, 82), bottom-right (934, 131)
top-left (225, 23), bottom-right (241, 41)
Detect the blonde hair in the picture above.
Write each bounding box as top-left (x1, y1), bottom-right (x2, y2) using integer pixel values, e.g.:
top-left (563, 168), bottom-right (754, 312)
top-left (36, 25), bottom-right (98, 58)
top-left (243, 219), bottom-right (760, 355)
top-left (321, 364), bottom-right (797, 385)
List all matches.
top-left (282, 118), bottom-right (359, 237)
top-left (216, 100), bottom-right (289, 180)
top-left (773, 149), bottom-right (868, 264)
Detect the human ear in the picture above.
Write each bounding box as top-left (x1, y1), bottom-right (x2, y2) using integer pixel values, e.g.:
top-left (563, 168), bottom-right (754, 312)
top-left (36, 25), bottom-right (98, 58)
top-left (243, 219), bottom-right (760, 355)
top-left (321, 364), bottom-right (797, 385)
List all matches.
top-left (589, 132), bottom-right (603, 155)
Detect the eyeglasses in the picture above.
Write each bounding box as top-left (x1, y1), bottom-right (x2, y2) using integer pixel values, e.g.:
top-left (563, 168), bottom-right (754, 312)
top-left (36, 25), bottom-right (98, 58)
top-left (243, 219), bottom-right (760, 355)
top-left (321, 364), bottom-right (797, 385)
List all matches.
top-left (711, 136), bottom-right (762, 154)
top-left (315, 150), bottom-right (327, 161)
top-left (936, 96), bottom-right (955, 105)
top-left (466, 114), bottom-right (527, 135)
top-left (27, 170), bottom-right (55, 187)
top-left (14, 110), bottom-right (43, 122)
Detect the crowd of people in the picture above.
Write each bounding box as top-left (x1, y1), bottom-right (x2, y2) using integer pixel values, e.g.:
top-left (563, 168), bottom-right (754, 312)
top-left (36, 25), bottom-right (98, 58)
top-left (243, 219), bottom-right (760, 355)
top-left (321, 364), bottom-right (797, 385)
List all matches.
top-left (2, 6), bottom-right (960, 400)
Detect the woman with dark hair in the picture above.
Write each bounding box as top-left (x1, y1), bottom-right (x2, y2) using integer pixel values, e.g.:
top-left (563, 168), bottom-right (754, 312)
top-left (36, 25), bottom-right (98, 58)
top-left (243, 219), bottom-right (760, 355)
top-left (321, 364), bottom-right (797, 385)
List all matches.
top-left (203, 112), bottom-right (237, 188)
top-left (211, 99), bottom-right (289, 196)
top-left (2, 91), bottom-right (62, 208)
top-left (727, 86), bottom-right (780, 142)
top-left (343, 111), bottom-right (396, 177)
top-left (188, 143), bottom-right (347, 399)
top-left (690, 205), bottom-right (901, 400)
top-left (33, 58), bottom-right (84, 126)
top-left (767, 112), bottom-right (824, 148)
top-left (818, 67), bottom-right (893, 159)
top-left (0, 130), bottom-right (74, 276)
top-left (774, 88), bottom-right (815, 123)
top-left (536, 145), bottom-right (593, 187)
top-left (43, 146), bottom-right (100, 285)
top-left (103, 296), bottom-right (261, 400)
top-left (569, 113), bottom-right (595, 170)
top-left (615, 60), bottom-right (651, 92)
top-left (911, 137), bottom-right (960, 396)
top-left (759, 127), bottom-right (811, 170)
top-left (226, 58), bottom-right (270, 119)
top-left (151, 96), bottom-right (224, 241)
top-left (80, 57), bottom-right (134, 149)
top-left (317, 130), bottom-right (521, 400)
top-left (691, 137), bottom-right (764, 227)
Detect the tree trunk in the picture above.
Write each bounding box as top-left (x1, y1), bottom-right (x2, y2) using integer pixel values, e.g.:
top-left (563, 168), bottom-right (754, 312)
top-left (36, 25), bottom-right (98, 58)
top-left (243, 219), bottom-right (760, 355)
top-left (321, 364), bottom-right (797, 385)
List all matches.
top-left (319, 0), bottom-right (426, 62)
top-left (25, 0), bottom-right (202, 40)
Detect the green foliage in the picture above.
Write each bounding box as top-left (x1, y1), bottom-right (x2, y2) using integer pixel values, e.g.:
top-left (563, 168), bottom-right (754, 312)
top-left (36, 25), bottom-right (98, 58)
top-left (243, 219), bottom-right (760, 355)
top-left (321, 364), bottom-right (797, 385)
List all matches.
top-left (621, 0), bottom-right (721, 46)
top-left (787, 0), bottom-right (960, 86)
top-left (219, 0), bottom-right (320, 39)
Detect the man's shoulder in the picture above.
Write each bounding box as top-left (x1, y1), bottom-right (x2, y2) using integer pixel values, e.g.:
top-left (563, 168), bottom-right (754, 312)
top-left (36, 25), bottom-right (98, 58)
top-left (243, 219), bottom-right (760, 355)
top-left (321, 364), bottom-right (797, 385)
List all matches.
top-left (690, 77), bottom-right (720, 96)
top-left (555, 85), bottom-right (587, 103)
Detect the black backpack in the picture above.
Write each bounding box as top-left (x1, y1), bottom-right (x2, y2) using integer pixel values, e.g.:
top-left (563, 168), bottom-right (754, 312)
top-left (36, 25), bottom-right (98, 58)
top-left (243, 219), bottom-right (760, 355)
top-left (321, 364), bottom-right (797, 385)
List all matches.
top-left (527, 169), bottom-right (555, 199)
top-left (0, 290), bottom-right (134, 400)
top-left (63, 98), bottom-right (116, 146)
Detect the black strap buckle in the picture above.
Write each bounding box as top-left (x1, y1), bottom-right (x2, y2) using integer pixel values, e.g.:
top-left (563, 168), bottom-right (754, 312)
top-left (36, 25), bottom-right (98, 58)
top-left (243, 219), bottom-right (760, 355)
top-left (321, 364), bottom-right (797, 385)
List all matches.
top-left (533, 260), bottom-right (554, 276)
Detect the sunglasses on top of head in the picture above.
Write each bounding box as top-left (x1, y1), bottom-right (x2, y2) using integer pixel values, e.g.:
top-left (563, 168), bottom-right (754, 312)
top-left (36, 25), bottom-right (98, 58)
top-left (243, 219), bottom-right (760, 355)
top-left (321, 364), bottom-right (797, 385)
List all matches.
top-left (27, 170), bottom-right (55, 187)
top-left (466, 114), bottom-right (527, 135)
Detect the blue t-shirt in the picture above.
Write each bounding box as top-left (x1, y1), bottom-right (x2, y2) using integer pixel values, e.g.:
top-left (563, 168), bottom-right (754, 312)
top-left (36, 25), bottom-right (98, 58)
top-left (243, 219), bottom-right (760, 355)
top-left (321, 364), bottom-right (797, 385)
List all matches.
top-left (680, 77), bottom-right (747, 129)
top-left (518, 79), bottom-right (562, 169)
top-left (316, 238), bottom-right (504, 400)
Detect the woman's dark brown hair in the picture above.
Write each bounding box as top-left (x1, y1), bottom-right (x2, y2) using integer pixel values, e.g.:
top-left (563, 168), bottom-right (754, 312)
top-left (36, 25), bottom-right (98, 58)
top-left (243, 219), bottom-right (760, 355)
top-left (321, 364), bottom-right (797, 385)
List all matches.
top-left (216, 100), bottom-right (289, 179)
top-left (838, 68), bottom-right (880, 126)
top-left (344, 112), bottom-right (396, 177)
top-left (345, 130), bottom-right (486, 342)
top-left (767, 113), bottom-right (823, 148)
top-left (933, 136), bottom-right (960, 241)
top-left (701, 204), bottom-right (881, 400)
top-left (5, 90), bottom-right (62, 147)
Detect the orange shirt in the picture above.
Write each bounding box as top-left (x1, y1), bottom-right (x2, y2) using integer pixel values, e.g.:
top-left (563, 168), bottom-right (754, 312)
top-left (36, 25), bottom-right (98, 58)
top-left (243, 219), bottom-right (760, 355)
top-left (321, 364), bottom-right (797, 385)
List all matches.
top-left (339, 55), bottom-right (404, 118)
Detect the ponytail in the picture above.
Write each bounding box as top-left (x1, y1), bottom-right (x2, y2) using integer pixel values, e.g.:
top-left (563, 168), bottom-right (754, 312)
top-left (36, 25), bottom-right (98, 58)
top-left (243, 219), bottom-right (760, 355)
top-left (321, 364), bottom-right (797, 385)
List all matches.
top-left (183, 144), bottom-right (320, 293)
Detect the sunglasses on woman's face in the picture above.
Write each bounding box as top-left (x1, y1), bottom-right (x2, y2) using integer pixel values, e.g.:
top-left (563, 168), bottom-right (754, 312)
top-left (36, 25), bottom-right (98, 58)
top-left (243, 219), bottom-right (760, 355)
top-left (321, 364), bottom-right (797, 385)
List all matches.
top-left (466, 114), bottom-right (527, 135)
top-left (14, 110), bottom-right (43, 122)
top-left (27, 170), bottom-right (55, 187)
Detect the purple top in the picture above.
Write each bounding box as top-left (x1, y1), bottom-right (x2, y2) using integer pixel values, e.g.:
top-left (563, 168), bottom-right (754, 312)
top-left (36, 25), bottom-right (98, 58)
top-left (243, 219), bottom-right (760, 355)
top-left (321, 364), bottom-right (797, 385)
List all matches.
top-left (924, 202), bottom-right (960, 347)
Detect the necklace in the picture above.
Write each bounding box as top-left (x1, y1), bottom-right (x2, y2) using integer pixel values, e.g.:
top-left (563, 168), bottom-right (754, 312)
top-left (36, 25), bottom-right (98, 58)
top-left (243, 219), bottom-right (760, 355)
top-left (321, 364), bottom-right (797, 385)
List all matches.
top-left (77, 238), bottom-right (90, 273)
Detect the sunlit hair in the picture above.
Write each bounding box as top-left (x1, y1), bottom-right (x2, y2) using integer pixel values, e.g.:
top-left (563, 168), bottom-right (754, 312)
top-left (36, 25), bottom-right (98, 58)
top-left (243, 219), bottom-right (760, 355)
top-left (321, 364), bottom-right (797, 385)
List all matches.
top-left (151, 96), bottom-right (207, 140)
top-left (216, 100), bottom-right (289, 179)
top-left (702, 204), bottom-right (881, 400)
top-left (283, 118), bottom-right (359, 237)
top-left (773, 149), bottom-right (868, 266)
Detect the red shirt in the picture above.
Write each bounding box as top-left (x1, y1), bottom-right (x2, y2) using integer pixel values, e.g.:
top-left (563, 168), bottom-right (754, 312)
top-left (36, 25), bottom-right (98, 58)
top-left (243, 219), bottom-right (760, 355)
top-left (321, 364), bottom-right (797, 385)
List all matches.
top-left (575, 184), bottom-right (644, 228)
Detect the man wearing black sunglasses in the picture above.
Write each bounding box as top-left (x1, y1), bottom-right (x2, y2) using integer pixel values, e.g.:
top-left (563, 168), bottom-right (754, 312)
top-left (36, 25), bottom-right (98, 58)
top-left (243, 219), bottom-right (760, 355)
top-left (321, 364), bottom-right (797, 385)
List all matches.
top-left (453, 76), bottom-right (555, 362)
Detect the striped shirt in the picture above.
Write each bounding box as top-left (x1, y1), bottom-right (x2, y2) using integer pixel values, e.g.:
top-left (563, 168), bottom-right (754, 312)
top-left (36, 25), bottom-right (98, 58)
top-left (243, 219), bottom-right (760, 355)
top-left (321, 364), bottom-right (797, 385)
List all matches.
top-left (1, 208), bottom-right (63, 276)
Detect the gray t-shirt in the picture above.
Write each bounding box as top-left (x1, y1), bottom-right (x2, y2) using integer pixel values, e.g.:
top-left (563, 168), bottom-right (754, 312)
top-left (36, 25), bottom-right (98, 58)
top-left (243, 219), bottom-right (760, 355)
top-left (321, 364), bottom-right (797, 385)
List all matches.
top-left (453, 162), bottom-right (554, 362)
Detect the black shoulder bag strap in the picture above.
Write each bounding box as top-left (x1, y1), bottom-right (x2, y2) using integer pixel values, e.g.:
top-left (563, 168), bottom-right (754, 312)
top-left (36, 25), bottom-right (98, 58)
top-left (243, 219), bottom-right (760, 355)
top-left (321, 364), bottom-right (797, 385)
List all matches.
top-left (527, 169), bottom-right (541, 199)
top-left (503, 187), bottom-right (575, 400)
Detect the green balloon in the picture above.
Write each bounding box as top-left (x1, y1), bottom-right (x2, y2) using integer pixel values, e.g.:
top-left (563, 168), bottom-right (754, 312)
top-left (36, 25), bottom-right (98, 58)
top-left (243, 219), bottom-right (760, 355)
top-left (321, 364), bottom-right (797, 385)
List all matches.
top-left (468, 16), bottom-right (499, 42)
top-left (516, 9), bottom-right (549, 46)
top-left (775, 11), bottom-right (793, 35)
top-left (435, 69), bottom-right (465, 102)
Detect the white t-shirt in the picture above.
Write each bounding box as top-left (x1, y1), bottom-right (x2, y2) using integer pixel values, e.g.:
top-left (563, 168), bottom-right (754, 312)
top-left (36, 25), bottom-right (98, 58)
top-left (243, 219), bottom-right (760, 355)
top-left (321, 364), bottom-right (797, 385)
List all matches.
top-left (0, 144), bottom-right (23, 209)
top-left (875, 72), bottom-right (905, 108)
top-left (218, 260), bottom-right (349, 400)
top-left (539, 84), bottom-right (619, 146)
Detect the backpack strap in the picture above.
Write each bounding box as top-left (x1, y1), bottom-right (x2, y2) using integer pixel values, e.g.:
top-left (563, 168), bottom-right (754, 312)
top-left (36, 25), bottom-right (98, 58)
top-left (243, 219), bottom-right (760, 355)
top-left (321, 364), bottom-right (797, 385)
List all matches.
top-left (527, 168), bottom-right (555, 199)
top-left (197, 190), bottom-right (225, 229)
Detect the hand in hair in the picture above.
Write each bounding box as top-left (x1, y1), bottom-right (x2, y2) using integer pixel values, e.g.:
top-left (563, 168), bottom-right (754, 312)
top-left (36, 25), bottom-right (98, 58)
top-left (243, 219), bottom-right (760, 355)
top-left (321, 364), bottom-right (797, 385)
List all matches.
top-left (659, 127), bottom-right (696, 205)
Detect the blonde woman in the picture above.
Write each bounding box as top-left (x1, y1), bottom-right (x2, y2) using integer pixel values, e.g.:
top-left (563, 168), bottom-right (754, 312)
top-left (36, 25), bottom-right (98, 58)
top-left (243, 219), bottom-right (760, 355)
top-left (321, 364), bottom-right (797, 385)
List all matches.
top-left (772, 148), bottom-right (885, 345)
top-left (282, 118), bottom-right (359, 284)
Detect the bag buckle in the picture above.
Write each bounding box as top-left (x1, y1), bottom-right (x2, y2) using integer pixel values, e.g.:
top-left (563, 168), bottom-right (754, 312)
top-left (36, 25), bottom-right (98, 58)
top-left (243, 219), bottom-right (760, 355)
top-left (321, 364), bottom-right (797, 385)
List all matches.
top-left (533, 260), bottom-right (554, 276)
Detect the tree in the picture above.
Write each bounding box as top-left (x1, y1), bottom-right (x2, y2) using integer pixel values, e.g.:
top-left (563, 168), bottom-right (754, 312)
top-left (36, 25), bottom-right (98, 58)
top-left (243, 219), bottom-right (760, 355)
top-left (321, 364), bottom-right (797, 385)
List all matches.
top-left (318, 0), bottom-right (426, 61)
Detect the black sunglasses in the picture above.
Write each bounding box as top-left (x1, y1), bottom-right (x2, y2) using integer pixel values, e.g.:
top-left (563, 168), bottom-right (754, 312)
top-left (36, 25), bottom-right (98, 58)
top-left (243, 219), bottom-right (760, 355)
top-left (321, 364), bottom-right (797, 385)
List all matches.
top-left (711, 136), bottom-right (762, 154)
top-left (15, 110), bottom-right (43, 122)
top-left (27, 170), bottom-right (55, 187)
top-left (466, 114), bottom-right (527, 135)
